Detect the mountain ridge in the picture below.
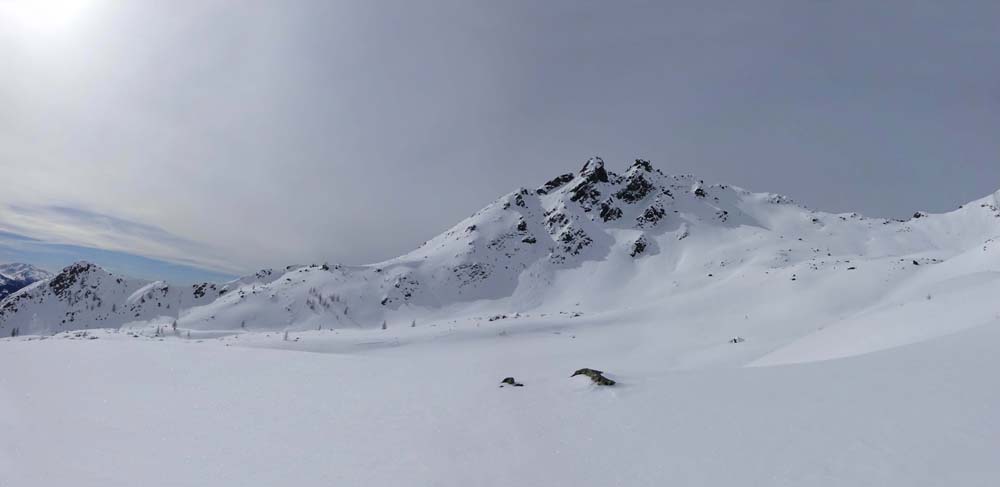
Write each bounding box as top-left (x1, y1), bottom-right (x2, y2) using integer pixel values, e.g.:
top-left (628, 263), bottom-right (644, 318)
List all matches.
top-left (2, 158), bottom-right (998, 344)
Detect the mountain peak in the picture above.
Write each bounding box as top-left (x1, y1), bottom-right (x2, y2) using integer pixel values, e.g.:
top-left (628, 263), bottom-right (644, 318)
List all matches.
top-left (579, 157), bottom-right (609, 183)
top-left (53, 261), bottom-right (103, 278)
top-left (48, 262), bottom-right (107, 298)
top-left (628, 159), bottom-right (654, 173)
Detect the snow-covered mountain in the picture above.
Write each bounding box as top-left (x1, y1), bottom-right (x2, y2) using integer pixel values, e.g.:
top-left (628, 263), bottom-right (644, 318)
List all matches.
top-left (0, 262), bottom-right (287, 336)
top-left (5, 158), bottom-right (1000, 486)
top-left (3, 158), bottom-right (999, 343)
top-left (0, 263), bottom-right (52, 301)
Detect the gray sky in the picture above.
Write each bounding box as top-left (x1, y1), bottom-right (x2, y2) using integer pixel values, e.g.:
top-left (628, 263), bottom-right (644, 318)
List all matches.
top-left (2, 0), bottom-right (999, 279)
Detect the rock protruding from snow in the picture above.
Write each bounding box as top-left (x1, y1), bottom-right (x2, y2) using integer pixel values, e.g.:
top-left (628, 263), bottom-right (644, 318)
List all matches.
top-left (630, 235), bottom-right (649, 257)
top-left (571, 368), bottom-right (616, 386)
top-left (500, 377), bottom-right (524, 387)
top-left (537, 173), bottom-right (575, 195)
top-left (48, 261), bottom-right (99, 299)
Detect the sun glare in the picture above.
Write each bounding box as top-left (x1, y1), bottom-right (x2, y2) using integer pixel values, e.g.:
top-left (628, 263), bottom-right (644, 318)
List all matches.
top-left (0, 0), bottom-right (94, 35)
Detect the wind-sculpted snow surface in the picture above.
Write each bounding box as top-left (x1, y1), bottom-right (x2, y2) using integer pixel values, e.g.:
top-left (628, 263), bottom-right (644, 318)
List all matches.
top-left (2, 159), bottom-right (999, 363)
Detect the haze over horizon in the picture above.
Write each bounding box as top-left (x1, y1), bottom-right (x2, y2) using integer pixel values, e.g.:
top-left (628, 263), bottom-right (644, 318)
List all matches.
top-left (2, 0), bottom-right (999, 282)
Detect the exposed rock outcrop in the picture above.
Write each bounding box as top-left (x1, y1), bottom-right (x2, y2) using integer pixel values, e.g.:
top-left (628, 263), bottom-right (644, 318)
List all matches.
top-left (571, 368), bottom-right (616, 386)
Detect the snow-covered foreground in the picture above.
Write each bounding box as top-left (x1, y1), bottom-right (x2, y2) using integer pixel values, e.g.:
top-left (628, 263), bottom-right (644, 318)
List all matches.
top-left (3, 316), bottom-right (999, 487)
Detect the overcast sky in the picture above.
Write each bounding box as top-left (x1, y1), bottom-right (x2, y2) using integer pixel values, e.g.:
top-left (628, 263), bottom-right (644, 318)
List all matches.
top-left (1, 0), bottom-right (998, 281)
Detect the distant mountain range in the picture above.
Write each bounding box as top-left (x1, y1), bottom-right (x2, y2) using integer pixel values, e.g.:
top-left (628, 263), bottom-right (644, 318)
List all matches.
top-left (0, 263), bottom-right (52, 302)
top-left (2, 157), bottom-right (999, 340)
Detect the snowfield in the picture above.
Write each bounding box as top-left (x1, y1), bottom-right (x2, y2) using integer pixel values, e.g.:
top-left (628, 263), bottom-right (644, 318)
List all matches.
top-left (2, 317), bottom-right (999, 486)
top-left (3, 158), bottom-right (999, 485)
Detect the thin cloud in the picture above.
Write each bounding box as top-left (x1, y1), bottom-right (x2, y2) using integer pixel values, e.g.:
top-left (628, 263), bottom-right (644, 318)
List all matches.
top-left (0, 204), bottom-right (243, 275)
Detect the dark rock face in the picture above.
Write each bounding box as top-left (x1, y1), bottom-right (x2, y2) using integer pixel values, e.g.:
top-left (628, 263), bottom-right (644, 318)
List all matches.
top-left (630, 236), bottom-right (648, 257)
top-left (556, 227), bottom-right (593, 257)
top-left (615, 173), bottom-right (655, 203)
top-left (599, 201), bottom-right (623, 222)
top-left (537, 173), bottom-right (575, 195)
top-left (568, 158), bottom-right (610, 208)
top-left (48, 262), bottom-right (97, 298)
top-left (192, 282), bottom-right (218, 299)
top-left (452, 262), bottom-right (492, 286)
top-left (636, 205), bottom-right (666, 227)
top-left (545, 210), bottom-right (569, 231)
top-left (579, 157), bottom-right (609, 184)
top-left (630, 159), bottom-right (653, 172)
top-left (571, 368), bottom-right (616, 386)
top-left (500, 377), bottom-right (524, 387)
top-left (569, 181), bottom-right (603, 206)
top-left (694, 187), bottom-right (707, 198)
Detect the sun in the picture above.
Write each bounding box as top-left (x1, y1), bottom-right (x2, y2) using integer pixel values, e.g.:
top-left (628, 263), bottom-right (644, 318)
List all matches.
top-left (0, 0), bottom-right (95, 35)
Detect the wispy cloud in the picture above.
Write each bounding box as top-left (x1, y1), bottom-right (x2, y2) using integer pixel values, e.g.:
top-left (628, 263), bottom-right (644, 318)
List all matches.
top-left (0, 204), bottom-right (243, 276)
top-left (0, 229), bottom-right (235, 283)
